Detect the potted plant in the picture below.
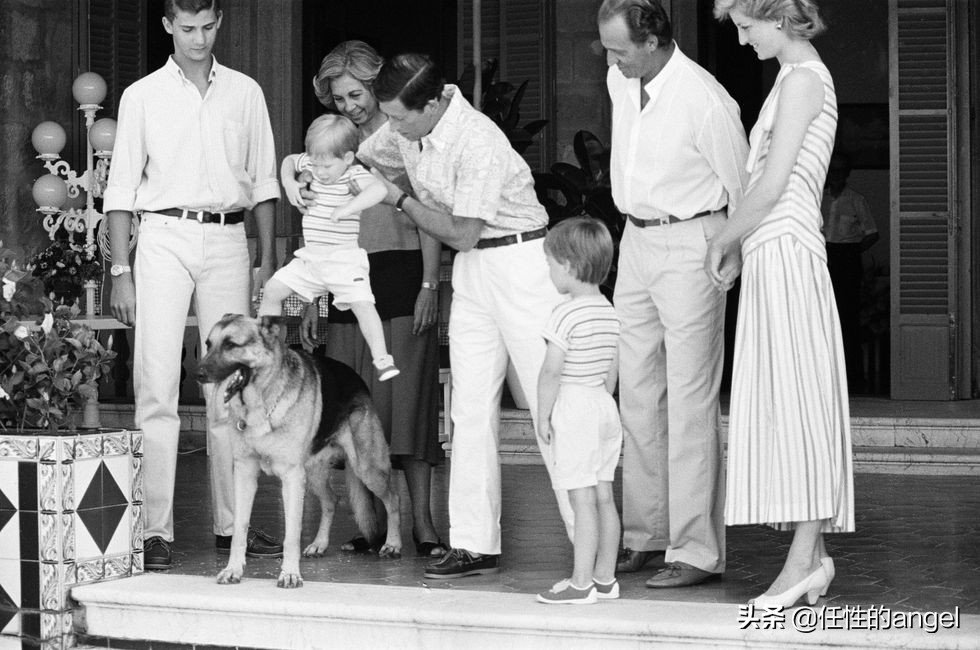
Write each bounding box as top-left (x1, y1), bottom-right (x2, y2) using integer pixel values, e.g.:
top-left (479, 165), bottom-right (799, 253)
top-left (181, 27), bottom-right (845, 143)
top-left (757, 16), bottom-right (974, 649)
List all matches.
top-left (1, 242), bottom-right (143, 650)
top-left (1, 242), bottom-right (115, 431)
top-left (28, 238), bottom-right (103, 310)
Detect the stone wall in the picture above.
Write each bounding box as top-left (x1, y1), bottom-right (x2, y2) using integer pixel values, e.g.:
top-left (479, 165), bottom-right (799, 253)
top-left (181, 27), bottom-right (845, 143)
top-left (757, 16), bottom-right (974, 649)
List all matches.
top-left (0, 0), bottom-right (77, 258)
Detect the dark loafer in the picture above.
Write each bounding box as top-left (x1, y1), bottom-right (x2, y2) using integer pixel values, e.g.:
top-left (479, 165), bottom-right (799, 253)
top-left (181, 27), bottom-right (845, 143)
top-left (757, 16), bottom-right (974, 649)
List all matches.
top-left (215, 527), bottom-right (284, 558)
top-left (144, 536), bottom-right (172, 571)
top-left (616, 548), bottom-right (665, 573)
top-left (423, 548), bottom-right (500, 579)
top-left (645, 561), bottom-right (721, 588)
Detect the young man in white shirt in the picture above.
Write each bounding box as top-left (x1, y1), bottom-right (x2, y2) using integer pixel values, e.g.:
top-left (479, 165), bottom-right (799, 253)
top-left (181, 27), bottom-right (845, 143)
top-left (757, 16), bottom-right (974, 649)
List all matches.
top-left (358, 53), bottom-right (574, 579)
top-left (597, 0), bottom-right (749, 588)
top-left (104, 0), bottom-right (281, 570)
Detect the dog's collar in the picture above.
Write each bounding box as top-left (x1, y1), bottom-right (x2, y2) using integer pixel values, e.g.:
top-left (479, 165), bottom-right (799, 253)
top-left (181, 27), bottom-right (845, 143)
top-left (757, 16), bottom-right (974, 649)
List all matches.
top-left (235, 382), bottom-right (287, 432)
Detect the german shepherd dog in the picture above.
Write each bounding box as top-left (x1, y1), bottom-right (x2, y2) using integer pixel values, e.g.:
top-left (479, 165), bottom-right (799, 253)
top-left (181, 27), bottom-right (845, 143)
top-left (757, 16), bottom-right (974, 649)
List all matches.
top-left (198, 314), bottom-right (401, 588)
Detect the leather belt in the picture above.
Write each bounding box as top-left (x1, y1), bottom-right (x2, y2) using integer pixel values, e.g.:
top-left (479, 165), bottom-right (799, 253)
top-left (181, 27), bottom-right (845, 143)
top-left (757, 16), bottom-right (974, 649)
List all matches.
top-left (146, 208), bottom-right (245, 225)
top-left (626, 206), bottom-right (727, 228)
top-left (476, 227), bottom-right (547, 249)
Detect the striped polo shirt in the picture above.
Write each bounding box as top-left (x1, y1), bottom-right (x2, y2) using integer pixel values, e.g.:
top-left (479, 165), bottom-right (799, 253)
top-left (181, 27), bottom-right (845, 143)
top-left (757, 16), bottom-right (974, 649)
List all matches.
top-left (542, 295), bottom-right (620, 387)
top-left (298, 157), bottom-right (374, 246)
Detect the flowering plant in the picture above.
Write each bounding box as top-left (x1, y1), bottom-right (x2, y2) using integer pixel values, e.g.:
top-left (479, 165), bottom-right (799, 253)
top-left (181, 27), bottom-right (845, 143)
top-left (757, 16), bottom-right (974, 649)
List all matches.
top-left (29, 238), bottom-right (103, 306)
top-left (1, 242), bottom-right (116, 432)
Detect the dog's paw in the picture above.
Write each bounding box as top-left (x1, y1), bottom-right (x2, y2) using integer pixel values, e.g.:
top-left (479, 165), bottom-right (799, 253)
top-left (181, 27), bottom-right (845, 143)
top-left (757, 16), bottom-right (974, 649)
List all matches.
top-left (378, 544), bottom-right (402, 559)
top-left (216, 565), bottom-right (244, 584)
top-left (277, 570), bottom-right (304, 589)
top-left (302, 540), bottom-right (329, 557)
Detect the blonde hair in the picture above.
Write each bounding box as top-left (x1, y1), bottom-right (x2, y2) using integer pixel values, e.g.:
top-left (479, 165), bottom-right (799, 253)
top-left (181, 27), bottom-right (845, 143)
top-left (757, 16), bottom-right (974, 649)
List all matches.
top-left (305, 114), bottom-right (359, 158)
top-left (312, 40), bottom-right (384, 110)
top-left (713, 0), bottom-right (826, 40)
top-left (543, 217), bottom-right (614, 285)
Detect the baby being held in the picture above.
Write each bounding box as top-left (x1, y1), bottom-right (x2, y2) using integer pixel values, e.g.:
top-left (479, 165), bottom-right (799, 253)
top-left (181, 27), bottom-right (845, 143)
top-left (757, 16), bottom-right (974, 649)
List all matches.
top-left (259, 114), bottom-right (399, 381)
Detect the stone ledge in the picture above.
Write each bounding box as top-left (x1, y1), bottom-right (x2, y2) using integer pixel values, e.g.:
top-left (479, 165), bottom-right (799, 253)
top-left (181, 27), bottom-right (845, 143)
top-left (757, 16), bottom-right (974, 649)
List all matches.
top-left (72, 574), bottom-right (980, 650)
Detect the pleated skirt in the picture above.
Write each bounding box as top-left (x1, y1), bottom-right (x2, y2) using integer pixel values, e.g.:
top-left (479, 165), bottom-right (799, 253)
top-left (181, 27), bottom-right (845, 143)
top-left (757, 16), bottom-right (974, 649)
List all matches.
top-left (725, 235), bottom-right (855, 533)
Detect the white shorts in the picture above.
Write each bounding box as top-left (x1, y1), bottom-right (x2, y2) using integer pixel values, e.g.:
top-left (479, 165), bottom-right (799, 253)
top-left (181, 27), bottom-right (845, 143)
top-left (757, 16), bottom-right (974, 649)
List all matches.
top-left (549, 383), bottom-right (623, 490)
top-left (271, 245), bottom-right (374, 310)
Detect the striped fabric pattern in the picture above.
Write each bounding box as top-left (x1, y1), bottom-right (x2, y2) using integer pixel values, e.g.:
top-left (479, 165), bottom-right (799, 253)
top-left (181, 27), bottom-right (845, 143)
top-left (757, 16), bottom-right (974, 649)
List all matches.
top-left (542, 295), bottom-right (620, 387)
top-left (725, 61), bottom-right (855, 534)
top-left (298, 159), bottom-right (374, 246)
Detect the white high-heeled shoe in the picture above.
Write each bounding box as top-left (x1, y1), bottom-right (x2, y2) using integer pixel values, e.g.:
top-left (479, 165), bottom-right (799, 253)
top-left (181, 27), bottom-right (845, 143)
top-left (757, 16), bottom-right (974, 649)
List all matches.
top-left (820, 557), bottom-right (835, 597)
top-left (751, 565), bottom-right (829, 609)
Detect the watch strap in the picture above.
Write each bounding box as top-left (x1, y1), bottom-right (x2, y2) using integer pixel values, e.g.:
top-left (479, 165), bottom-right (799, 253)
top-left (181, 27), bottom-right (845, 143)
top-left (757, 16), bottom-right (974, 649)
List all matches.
top-left (395, 193), bottom-right (410, 211)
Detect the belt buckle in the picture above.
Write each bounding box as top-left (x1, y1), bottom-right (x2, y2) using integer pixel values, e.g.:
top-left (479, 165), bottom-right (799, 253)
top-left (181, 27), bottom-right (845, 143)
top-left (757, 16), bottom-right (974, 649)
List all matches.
top-left (196, 210), bottom-right (205, 223)
top-left (655, 215), bottom-right (670, 227)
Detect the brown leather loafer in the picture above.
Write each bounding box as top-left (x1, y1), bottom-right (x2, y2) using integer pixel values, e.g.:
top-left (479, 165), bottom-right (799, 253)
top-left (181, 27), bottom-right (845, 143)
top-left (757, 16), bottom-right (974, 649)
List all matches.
top-left (645, 561), bottom-right (721, 588)
top-left (616, 548), bottom-right (666, 573)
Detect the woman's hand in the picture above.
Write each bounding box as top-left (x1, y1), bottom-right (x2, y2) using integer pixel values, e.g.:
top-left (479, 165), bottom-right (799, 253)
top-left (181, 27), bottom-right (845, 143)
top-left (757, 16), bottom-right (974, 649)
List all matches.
top-left (412, 287), bottom-right (438, 335)
top-left (704, 240), bottom-right (742, 292)
top-left (299, 301), bottom-right (320, 353)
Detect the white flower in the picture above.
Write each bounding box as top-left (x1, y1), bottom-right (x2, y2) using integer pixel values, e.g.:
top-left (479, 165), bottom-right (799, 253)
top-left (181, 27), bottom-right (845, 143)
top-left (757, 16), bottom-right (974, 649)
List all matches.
top-left (2, 278), bottom-right (14, 301)
top-left (14, 325), bottom-right (29, 340)
top-left (0, 386), bottom-right (9, 400)
top-left (41, 313), bottom-right (54, 334)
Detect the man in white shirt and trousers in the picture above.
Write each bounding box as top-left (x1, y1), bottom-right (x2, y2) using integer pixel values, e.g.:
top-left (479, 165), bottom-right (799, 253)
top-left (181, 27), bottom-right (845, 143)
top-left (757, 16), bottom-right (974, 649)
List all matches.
top-left (104, 0), bottom-right (282, 571)
top-left (597, 0), bottom-right (748, 587)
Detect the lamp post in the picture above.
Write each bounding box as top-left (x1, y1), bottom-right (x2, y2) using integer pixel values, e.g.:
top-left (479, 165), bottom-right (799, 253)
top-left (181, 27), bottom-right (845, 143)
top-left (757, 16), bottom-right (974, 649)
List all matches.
top-left (31, 71), bottom-right (116, 318)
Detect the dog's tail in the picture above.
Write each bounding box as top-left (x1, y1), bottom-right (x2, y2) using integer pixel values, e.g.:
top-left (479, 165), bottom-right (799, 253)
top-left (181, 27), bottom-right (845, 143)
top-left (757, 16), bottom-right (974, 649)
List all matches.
top-left (346, 470), bottom-right (384, 545)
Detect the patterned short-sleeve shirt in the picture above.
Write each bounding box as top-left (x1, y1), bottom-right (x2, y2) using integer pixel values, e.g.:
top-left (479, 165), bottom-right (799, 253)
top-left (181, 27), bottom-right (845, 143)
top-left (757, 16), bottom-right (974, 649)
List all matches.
top-left (298, 158), bottom-right (374, 246)
top-left (358, 85), bottom-right (548, 239)
top-left (542, 295), bottom-right (620, 387)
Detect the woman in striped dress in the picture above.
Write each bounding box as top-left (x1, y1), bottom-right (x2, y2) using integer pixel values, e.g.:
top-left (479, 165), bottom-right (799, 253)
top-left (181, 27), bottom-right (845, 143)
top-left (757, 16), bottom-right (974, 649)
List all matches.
top-left (706, 0), bottom-right (854, 608)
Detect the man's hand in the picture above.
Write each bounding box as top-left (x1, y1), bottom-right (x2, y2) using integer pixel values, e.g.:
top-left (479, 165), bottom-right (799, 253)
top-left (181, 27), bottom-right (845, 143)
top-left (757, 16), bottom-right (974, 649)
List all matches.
top-left (299, 302), bottom-right (319, 353)
top-left (412, 288), bottom-right (438, 335)
top-left (110, 274), bottom-right (137, 326)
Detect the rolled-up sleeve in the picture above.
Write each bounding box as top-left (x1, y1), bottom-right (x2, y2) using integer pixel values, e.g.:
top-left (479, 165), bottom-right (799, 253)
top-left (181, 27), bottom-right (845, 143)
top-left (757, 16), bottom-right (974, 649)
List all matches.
top-left (245, 86), bottom-right (280, 204)
top-left (103, 88), bottom-right (146, 213)
top-left (697, 102), bottom-right (749, 213)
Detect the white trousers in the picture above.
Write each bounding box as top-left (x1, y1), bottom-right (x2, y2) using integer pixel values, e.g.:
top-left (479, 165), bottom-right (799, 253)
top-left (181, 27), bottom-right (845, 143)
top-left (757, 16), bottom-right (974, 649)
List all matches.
top-left (614, 218), bottom-right (727, 573)
top-left (134, 213), bottom-right (251, 541)
top-left (448, 238), bottom-right (573, 555)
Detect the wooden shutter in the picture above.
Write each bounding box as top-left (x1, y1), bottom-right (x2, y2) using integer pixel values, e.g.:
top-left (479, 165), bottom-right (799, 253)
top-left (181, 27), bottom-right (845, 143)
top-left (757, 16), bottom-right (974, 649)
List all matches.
top-left (458, 0), bottom-right (555, 171)
top-left (86, 0), bottom-right (145, 117)
top-left (889, 0), bottom-right (961, 399)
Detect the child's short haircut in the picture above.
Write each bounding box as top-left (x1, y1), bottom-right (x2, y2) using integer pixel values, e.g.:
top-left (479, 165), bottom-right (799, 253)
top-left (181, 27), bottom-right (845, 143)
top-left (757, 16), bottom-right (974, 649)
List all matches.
top-left (544, 217), bottom-right (614, 285)
top-left (305, 114), bottom-right (359, 158)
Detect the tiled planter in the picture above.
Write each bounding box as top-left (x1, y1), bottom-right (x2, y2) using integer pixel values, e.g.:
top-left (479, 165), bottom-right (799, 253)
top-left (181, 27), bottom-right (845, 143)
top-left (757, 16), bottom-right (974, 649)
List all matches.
top-left (0, 429), bottom-right (143, 649)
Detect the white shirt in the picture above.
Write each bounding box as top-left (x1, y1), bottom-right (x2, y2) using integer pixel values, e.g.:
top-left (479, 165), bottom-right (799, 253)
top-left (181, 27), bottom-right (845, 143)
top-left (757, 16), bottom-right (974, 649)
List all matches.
top-left (104, 56), bottom-right (280, 214)
top-left (607, 45), bottom-right (748, 220)
top-left (358, 85), bottom-right (548, 239)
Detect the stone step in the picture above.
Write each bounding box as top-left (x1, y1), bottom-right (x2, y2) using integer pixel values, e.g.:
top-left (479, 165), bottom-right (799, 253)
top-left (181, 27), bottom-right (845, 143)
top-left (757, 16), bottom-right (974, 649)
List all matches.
top-left (72, 574), bottom-right (980, 650)
top-left (96, 403), bottom-right (980, 474)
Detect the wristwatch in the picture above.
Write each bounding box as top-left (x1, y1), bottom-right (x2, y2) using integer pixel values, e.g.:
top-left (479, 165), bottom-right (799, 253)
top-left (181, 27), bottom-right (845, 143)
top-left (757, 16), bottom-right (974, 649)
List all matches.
top-left (421, 281), bottom-right (438, 291)
top-left (109, 264), bottom-right (132, 277)
top-left (395, 193), bottom-right (410, 211)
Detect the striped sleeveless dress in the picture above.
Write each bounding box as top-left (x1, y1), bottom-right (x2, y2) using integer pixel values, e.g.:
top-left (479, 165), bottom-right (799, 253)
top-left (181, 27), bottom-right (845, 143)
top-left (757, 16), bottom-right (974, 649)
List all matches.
top-left (725, 61), bottom-right (855, 533)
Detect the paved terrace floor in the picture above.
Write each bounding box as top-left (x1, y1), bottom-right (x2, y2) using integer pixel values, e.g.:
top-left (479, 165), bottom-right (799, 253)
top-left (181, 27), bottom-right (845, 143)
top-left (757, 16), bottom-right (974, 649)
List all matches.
top-left (159, 446), bottom-right (980, 617)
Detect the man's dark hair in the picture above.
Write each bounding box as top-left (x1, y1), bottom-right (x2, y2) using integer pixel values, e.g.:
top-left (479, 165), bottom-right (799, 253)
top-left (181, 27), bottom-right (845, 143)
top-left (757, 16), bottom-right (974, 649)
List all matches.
top-left (164, 0), bottom-right (220, 21)
top-left (598, 0), bottom-right (672, 46)
top-left (373, 53), bottom-right (444, 111)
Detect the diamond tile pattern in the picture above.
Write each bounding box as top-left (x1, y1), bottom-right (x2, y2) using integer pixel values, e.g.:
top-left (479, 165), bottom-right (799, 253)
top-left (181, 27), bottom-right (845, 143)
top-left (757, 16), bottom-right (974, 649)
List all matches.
top-left (0, 429), bottom-right (142, 649)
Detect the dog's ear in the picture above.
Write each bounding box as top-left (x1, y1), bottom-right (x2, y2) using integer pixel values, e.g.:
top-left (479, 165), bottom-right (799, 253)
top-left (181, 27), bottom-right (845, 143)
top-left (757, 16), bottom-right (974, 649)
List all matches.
top-left (258, 315), bottom-right (287, 342)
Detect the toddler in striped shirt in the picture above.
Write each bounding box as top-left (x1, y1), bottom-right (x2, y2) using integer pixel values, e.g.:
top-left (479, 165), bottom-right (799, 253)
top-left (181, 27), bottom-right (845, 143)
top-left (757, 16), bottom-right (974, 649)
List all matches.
top-left (536, 217), bottom-right (623, 605)
top-left (259, 114), bottom-right (398, 381)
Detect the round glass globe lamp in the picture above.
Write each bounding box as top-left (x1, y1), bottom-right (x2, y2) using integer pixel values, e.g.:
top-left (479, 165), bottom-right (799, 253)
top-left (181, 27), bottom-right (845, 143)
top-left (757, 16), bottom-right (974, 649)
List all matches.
top-left (72, 72), bottom-right (107, 106)
top-left (89, 117), bottom-right (117, 153)
top-left (32, 174), bottom-right (69, 211)
top-left (32, 121), bottom-right (67, 158)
